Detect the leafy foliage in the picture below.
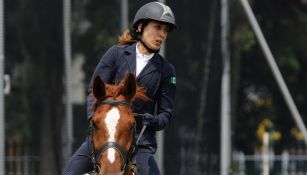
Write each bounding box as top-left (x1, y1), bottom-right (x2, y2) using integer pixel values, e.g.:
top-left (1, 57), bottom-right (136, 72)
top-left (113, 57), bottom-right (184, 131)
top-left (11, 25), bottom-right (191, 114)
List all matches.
top-left (231, 0), bottom-right (307, 153)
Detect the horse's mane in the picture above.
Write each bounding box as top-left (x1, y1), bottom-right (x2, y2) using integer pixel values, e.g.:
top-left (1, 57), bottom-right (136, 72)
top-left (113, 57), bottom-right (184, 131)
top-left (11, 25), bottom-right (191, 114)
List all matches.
top-left (103, 83), bottom-right (149, 102)
top-left (88, 78), bottom-right (150, 109)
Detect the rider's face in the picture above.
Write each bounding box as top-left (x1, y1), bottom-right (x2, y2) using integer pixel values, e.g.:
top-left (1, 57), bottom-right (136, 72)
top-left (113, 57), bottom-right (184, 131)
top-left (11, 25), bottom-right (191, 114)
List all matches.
top-left (139, 21), bottom-right (169, 50)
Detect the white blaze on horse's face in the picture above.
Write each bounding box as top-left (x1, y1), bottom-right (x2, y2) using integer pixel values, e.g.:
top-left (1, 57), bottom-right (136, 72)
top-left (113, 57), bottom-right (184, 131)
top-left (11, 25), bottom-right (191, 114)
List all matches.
top-left (104, 107), bottom-right (121, 164)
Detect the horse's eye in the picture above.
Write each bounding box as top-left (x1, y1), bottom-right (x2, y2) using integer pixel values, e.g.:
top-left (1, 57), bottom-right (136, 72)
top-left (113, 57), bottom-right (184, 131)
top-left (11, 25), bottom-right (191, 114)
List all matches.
top-left (90, 121), bottom-right (98, 129)
top-left (94, 123), bottom-right (99, 129)
top-left (130, 123), bottom-right (136, 131)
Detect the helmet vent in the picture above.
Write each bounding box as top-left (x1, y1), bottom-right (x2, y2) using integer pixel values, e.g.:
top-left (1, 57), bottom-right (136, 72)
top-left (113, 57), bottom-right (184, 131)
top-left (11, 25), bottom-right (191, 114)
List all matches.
top-left (156, 2), bottom-right (174, 18)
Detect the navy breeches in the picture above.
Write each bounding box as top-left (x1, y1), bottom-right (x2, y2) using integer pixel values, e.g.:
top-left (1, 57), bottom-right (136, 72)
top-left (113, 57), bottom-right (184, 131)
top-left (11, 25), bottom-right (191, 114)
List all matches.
top-left (63, 138), bottom-right (161, 175)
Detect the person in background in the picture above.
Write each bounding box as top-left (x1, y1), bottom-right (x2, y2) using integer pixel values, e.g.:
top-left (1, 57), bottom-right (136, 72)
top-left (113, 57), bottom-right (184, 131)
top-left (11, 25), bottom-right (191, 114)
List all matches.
top-left (64, 2), bottom-right (177, 175)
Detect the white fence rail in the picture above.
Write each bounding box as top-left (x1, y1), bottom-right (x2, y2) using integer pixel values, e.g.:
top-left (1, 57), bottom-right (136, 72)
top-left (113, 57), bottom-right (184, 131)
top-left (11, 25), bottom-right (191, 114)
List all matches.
top-left (233, 151), bottom-right (307, 175)
top-left (5, 151), bottom-right (307, 174)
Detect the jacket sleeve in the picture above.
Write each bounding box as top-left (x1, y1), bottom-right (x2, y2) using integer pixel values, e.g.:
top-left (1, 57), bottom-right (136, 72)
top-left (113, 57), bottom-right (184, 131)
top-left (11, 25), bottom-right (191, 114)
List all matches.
top-left (152, 63), bottom-right (176, 131)
top-left (87, 46), bottom-right (118, 119)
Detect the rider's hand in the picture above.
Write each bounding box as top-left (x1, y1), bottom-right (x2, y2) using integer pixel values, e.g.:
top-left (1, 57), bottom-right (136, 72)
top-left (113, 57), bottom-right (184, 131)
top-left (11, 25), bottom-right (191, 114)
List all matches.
top-left (142, 113), bottom-right (158, 126)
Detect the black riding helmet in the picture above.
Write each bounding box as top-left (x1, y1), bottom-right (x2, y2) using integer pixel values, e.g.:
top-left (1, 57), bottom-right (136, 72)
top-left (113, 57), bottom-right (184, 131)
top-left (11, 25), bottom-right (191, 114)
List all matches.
top-left (131, 2), bottom-right (176, 53)
top-left (133, 2), bottom-right (177, 32)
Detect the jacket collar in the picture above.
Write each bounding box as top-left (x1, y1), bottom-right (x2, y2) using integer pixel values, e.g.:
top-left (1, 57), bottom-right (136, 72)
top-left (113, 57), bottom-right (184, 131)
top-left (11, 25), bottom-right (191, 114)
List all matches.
top-left (123, 42), bottom-right (162, 79)
top-left (123, 43), bottom-right (137, 74)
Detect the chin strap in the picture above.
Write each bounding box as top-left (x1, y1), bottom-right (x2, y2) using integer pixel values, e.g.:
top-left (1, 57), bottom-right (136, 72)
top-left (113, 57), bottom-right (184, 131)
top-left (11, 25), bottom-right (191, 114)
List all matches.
top-left (139, 39), bottom-right (159, 53)
top-left (132, 20), bottom-right (160, 54)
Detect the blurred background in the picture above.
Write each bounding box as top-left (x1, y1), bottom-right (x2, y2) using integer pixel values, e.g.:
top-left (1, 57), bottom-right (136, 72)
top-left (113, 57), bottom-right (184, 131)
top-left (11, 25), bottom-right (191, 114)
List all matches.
top-left (1, 0), bottom-right (307, 174)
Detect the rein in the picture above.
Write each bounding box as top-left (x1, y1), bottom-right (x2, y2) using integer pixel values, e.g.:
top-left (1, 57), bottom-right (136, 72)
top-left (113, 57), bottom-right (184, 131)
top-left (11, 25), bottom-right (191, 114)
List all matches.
top-left (87, 99), bottom-right (143, 174)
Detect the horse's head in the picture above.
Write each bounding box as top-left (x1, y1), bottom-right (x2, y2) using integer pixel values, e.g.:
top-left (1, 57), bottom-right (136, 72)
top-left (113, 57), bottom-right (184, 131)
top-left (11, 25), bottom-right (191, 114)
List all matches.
top-left (90, 73), bottom-right (148, 175)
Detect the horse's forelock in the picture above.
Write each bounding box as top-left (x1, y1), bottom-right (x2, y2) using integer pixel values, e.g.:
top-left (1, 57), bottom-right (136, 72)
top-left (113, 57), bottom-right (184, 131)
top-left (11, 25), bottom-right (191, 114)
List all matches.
top-left (111, 83), bottom-right (150, 103)
top-left (90, 81), bottom-right (150, 106)
top-left (105, 84), bottom-right (117, 98)
top-left (113, 83), bottom-right (125, 98)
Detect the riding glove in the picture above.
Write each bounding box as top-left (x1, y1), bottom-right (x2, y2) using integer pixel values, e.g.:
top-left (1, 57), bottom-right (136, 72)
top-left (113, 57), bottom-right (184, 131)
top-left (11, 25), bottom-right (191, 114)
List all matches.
top-left (142, 113), bottom-right (158, 126)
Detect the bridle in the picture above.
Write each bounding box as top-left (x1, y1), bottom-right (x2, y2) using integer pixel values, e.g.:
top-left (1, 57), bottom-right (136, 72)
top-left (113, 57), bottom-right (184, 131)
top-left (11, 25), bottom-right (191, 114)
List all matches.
top-left (88, 99), bottom-right (138, 174)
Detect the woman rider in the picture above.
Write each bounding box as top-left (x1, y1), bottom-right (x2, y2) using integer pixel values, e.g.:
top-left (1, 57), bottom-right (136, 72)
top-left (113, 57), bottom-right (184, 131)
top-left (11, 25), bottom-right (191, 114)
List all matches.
top-left (64, 2), bottom-right (177, 175)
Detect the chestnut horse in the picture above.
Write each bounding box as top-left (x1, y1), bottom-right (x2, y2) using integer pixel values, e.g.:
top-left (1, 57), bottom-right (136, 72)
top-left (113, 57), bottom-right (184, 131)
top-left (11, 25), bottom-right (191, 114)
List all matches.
top-left (86, 73), bottom-right (148, 175)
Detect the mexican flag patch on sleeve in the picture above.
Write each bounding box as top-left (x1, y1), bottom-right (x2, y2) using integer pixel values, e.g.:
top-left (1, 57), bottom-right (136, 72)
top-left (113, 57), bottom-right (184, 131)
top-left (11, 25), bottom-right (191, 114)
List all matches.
top-left (169, 76), bottom-right (176, 85)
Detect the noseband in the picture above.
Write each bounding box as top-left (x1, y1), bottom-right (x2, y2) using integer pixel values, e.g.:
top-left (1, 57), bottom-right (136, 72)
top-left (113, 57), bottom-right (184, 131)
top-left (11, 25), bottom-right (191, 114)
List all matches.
top-left (89, 99), bottom-right (137, 174)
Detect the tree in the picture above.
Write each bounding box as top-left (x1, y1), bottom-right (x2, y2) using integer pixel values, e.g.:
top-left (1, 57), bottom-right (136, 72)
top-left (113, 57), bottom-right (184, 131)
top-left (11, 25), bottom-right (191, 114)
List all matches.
top-left (231, 0), bottom-right (307, 153)
top-left (6, 0), bottom-right (64, 173)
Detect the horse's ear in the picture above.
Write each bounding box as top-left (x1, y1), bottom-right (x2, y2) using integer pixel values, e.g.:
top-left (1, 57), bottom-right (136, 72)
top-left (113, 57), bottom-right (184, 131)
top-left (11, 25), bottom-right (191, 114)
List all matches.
top-left (122, 73), bottom-right (137, 102)
top-left (93, 76), bottom-right (106, 100)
